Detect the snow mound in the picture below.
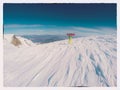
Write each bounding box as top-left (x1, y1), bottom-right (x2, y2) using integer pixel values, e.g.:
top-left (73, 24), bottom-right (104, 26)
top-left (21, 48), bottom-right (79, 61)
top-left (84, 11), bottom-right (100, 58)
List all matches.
top-left (4, 34), bottom-right (36, 47)
top-left (4, 34), bottom-right (117, 87)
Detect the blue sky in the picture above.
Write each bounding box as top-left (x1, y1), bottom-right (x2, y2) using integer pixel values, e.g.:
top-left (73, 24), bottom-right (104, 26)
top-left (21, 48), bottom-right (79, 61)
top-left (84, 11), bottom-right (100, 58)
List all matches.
top-left (4, 4), bottom-right (116, 36)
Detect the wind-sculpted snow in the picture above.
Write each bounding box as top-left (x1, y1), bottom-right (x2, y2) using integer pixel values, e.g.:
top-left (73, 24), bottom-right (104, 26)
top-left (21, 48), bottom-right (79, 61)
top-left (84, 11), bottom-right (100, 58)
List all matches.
top-left (4, 34), bottom-right (117, 87)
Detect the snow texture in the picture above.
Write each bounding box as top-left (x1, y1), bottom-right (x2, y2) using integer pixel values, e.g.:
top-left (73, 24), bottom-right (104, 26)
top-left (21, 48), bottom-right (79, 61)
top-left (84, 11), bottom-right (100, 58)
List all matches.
top-left (4, 34), bottom-right (117, 87)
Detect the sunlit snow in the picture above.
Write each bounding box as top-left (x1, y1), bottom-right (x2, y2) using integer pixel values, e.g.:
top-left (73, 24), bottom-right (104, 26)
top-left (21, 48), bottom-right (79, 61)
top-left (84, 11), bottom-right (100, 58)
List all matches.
top-left (4, 34), bottom-right (117, 87)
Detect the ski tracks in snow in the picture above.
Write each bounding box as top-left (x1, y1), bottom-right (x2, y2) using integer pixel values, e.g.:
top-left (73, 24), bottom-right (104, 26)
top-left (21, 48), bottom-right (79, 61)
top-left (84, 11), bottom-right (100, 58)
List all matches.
top-left (4, 34), bottom-right (117, 87)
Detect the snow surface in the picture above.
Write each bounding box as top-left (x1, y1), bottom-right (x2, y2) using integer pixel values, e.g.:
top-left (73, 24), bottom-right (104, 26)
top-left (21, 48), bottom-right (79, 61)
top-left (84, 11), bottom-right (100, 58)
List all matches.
top-left (4, 34), bottom-right (117, 87)
top-left (4, 34), bottom-right (35, 47)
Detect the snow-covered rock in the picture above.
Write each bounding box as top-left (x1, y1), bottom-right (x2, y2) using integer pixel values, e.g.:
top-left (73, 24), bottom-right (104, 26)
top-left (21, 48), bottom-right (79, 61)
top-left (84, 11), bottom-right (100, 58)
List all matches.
top-left (4, 34), bottom-right (117, 87)
top-left (4, 34), bottom-right (36, 47)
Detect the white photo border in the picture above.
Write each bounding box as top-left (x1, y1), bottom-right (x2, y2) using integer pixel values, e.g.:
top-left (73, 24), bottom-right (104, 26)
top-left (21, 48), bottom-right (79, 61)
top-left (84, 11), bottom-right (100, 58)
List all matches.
top-left (0, 0), bottom-right (119, 90)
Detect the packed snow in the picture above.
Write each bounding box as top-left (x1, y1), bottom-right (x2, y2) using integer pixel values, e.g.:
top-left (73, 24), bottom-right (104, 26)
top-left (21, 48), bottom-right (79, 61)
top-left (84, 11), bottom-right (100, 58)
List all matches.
top-left (4, 34), bottom-right (117, 87)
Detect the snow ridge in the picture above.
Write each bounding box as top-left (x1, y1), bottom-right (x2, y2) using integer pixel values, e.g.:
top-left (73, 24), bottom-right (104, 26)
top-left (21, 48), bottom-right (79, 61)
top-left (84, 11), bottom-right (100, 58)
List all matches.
top-left (4, 34), bottom-right (117, 87)
top-left (4, 34), bottom-right (36, 47)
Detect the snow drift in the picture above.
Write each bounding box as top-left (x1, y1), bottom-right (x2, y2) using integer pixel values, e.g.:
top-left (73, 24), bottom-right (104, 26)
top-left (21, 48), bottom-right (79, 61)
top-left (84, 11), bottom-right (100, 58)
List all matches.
top-left (4, 34), bottom-right (117, 87)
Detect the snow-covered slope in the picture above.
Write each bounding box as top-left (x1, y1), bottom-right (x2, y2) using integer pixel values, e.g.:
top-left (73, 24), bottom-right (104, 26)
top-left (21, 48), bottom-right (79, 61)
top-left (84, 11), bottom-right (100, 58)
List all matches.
top-left (4, 34), bottom-right (36, 47)
top-left (4, 34), bottom-right (117, 87)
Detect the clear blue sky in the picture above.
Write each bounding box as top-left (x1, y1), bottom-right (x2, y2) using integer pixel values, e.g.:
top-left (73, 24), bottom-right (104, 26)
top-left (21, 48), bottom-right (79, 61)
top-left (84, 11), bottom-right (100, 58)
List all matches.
top-left (4, 4), bottom-right (116, 36)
